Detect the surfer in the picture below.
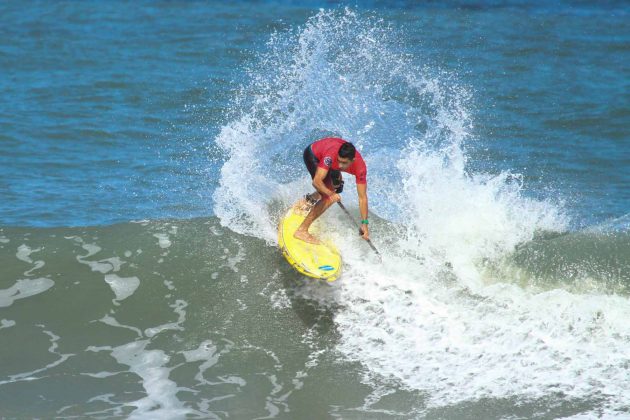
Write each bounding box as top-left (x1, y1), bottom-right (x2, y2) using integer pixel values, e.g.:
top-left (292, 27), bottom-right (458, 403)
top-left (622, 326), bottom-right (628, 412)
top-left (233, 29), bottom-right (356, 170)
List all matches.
top-left (294, 137), bottom-right (370, 244)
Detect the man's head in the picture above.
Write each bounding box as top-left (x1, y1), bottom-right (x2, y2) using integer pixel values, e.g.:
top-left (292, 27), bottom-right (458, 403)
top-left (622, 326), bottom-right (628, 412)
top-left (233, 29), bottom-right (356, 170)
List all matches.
top-left (338, 142), bottom-right (356, 169)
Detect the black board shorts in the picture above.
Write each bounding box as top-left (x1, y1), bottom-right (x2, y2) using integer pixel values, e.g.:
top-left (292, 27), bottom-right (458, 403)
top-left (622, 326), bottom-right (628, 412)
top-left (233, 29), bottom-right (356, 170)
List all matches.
top-left (303, 145), bottom-right (341, 189)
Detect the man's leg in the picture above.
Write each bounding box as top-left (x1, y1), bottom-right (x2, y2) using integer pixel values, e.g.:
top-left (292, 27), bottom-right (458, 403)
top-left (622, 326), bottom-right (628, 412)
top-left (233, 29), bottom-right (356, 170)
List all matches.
top-left (304, 171), bottom-right (339, 204)
top-left (304, 192), bottom-right (321, 204)
top-left (295, 145), bottom-right (337, 243)
top-left (294, 198), bottom-right (335, 244)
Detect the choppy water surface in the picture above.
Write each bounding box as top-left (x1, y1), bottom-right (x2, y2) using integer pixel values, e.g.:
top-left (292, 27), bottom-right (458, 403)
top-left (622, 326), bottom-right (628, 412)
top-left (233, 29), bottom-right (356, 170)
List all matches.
top-left (1, 1), bottom-right (629, 418)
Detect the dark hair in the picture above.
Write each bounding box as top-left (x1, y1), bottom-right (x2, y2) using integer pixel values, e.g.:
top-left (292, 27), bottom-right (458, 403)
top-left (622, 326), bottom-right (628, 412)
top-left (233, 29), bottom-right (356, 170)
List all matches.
top-left (338, 142), bottom-right (356, 160)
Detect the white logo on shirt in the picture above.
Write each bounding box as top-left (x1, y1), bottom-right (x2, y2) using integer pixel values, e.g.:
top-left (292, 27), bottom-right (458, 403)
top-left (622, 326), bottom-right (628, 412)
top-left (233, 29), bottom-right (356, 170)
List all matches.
top-left (324, 156), bottom-right (332, 167)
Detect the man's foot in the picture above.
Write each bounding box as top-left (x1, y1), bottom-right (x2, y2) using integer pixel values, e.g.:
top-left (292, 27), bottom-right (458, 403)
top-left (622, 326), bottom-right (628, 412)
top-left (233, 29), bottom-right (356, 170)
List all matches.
top-left (293, 229), bottom-right (321, 244)
top-left (294, 193), bottom-right (320, 214)
top-left (305, 193), bottom-right (320, 205)
top-left (293, 199), bottom-right (310, 213)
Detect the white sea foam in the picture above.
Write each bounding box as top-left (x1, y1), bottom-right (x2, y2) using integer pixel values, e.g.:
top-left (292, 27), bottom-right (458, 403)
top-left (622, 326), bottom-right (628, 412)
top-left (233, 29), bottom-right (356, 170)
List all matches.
top-left (224, 239), bottom-right (246, 273)
top-left (333, 252), bottom-right (630, 410)
top-left (104, 274), bottom-right (140, 303)
top-left (72, 238), bottom-right (139, 304)
top-left (89, 299), bottom-right (199, 419)
top-left (16, 244), bottom-right (45, 276)
top-left (153, 233), bottom-right (172, 249)
top-left (96, 340), bottom-right (197, 420)
top-left (213, 8), bottom-right (628, 415)
top-left (144, 299), bottom-right (187, 338)
top-left (0, 326), bottom-right (73, 385)
top-left (81, 371), bottom-right (119, 379)
top-left (98, 314), bottom-right (143, 337)
top-left (75, 242), bottom-right (125, 274)
top-left (181, 340), bottom-right (221, 384)
top-left (16, 244), bottom-right (39, 263)
top-left (181, 340), bottom-right (218, 363)
top-left (0, 319), bottom-right (16, 330)
top-left (0, 278), bottom-right (55, 308)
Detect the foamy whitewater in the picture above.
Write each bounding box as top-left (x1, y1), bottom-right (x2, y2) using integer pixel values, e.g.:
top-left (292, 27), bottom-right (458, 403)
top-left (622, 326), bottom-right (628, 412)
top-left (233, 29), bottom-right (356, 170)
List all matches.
top-left (214, 9), bottom-right (630, 416)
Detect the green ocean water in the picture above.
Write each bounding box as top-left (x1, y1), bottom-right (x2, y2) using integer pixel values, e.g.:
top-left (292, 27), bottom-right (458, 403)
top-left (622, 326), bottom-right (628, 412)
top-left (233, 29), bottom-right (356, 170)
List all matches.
top-left (2, 217), bottom-right (628, 418)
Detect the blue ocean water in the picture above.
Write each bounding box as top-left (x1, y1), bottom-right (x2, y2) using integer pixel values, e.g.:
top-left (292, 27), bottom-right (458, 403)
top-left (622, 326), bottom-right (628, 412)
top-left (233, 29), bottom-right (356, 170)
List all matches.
top-left (1, 1), bottom-right (627, 228)
top-left (1, 2), bottom-right (630, 419)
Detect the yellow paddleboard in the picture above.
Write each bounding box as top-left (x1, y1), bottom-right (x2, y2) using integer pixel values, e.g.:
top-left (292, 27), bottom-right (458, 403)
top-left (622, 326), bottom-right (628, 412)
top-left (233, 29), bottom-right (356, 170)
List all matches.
top-left (277, 200), bottom-right (342, 282)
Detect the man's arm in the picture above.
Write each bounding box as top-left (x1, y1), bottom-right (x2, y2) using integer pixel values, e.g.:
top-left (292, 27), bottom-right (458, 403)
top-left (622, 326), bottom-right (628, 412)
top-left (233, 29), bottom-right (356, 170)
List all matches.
top-left (357, 183), bottom-right (369, 240)
top-left (313, 167), bottom-right (341, 202)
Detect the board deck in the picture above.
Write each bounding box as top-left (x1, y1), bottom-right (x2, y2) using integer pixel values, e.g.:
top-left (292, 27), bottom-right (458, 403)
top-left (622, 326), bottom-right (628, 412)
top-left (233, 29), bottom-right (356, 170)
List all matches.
top-left (277, 200), bottom-right (342, 282)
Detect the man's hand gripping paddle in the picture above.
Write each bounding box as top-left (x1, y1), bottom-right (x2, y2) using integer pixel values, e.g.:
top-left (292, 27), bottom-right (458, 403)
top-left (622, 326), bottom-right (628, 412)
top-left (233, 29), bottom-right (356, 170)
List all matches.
top-left (337, 202), bottom-right (382, 261)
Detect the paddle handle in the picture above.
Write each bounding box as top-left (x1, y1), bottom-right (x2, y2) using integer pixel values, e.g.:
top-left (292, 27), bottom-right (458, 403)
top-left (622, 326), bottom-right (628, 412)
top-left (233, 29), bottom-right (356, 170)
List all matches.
top-left (337, 202), bottom-right (382, 258)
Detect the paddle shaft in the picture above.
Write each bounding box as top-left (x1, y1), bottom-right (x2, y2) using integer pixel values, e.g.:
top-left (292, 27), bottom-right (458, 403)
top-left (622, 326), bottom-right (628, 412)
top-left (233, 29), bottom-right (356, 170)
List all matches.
top-left (336, 202), bottom-right (382, 258)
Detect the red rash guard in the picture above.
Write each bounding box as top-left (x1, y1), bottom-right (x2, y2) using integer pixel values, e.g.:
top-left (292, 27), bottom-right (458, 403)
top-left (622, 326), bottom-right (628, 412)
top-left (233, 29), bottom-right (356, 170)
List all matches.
top-left (310, 137), bottom-right (367, 185)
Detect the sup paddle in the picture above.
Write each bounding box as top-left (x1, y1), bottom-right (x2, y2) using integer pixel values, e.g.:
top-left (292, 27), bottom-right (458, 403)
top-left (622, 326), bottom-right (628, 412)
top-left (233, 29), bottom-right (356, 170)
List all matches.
top-left (337, 202), bottom-right (382, 260)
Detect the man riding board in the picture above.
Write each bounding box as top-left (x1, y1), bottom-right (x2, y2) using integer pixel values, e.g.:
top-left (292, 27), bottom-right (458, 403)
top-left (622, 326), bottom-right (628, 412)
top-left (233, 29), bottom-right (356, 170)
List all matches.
top-left (294, 137), bottom-right (370, 244)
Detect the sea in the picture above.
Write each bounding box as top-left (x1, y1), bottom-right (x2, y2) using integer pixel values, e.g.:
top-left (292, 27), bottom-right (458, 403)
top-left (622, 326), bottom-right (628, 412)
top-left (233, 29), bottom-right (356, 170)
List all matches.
top-left (1, 1), bottom-right (629, 418)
